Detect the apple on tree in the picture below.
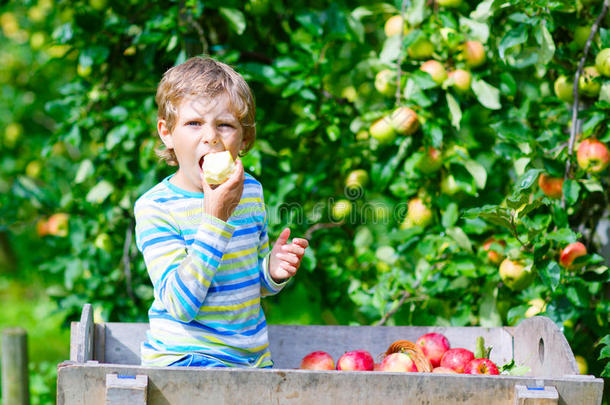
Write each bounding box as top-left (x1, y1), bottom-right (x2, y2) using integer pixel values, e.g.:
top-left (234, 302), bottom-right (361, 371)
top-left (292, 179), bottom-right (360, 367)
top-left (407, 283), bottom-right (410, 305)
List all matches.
top-left (384, 15), bottom-right (408, 37)
top-left (577, 138), bottom-right (609, 173)
top-left (408, 36), bottom-right (434, 60)
top-left (46, 213), bottom-right (70, 237)
top-left (401, 197), bottom-right (433, 229)
top-left (554, 76), bottom-right (574, 103)
top-left (416, 332), bottom-right (450, 367)
top-left (300, 351), bottom-right (335, 370)
top-left (525, 298), bottom-right (547, 318)
top-left (578, 66), bottom-right (601, 98)
top-left (559, 242), bottom-right (587, 268)
top-left (596, 48), bottom-right (610, 76)
top-left (538, 173), bottom-right (564, 199)
top-left (389, 106), bottom-right (419, 135)
top-left (345, 169), bottom-right (369, 190)
top-left (482, 238), bottom-right (506, 265)
top-left (448, 69), bottom-right (471, 93)
top-left (461, 41), bottom-right (486, 68)
top-left (416, 147), bottom-right (442, 174)
top-left (375, 69), bottom-right (396, 96)
top-left (369, 116), bottom-right (396, 144)
top-left (336, 350), bottom-right (374, 371)
top-left (331, 199), bottom-right (352, 222)
top-left (420, 60), bottom-right (447, 85)
top-left (499, 258), bottom-right (535, 291)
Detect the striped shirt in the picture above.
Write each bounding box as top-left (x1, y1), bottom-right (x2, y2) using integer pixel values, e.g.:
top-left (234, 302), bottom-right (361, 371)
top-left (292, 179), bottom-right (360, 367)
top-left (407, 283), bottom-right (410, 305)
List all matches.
top-left (134, 173), bottom-right (285, 368)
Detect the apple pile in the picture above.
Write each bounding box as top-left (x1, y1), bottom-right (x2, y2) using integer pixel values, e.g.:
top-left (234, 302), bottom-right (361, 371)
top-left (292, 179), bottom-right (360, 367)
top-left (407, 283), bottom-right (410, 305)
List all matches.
top-left (299, 332), bottom-right (500, 376)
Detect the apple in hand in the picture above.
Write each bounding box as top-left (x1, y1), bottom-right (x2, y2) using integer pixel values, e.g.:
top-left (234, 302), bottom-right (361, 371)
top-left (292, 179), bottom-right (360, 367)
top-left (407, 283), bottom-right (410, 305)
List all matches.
top-left (559, 242), bottom-right (587, 268)
top-left (336, 350), bottom-right (374, 371)
top-left (202, 151), bottom-right (235, 185)
top-left (577, 138), bottom-right (609, 173)
top-left (300, 351), bottom-right (335, 370)
top-left (464, 358), bottom-right (499, 375)
top-left (538, 174), bottom-right (564, 199)
top-left (440, 348), bottom-right (474, 373)
top-left (378, 352), bottom-right (417, 372)
top-left (416, 333), bottom-right (450, 367)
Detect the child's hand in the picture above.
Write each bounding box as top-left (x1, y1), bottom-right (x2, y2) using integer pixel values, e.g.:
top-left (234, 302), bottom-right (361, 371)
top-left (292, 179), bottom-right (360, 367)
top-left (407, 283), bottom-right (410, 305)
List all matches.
top-left (201, 159), bottom-right (244, 222)
top-left (268, 228), bottom-right (309, 283)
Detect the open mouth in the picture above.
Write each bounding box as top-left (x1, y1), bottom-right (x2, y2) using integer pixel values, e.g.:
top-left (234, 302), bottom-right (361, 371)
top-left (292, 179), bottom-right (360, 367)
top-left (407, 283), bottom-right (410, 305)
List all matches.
top-left (199, 156), bottom-right (205, 170)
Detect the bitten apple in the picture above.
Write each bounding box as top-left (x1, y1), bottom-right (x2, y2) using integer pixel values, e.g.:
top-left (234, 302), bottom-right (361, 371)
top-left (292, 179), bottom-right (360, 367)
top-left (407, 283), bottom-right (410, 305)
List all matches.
top-left (378, 353), bottom-right (418, 372)
top-left (416, 332), bottom-right (450, 367)
top-left (300, 351), bottom-right (335, 370)
top-left (559, 242), bottom-right (587, 268)
top-left (440, 348), bottom-right (474, 373)
top-left (202, 151), bottom-right (235, 185)
top-left (336, 350), bottom-right (374, 371)
top-left (464, 358), bottom-right (499, 375)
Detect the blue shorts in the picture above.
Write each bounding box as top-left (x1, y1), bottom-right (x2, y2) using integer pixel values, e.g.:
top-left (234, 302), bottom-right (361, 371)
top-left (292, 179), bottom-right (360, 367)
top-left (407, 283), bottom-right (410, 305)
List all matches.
top-left (167, 353), bottom-right (272, 368)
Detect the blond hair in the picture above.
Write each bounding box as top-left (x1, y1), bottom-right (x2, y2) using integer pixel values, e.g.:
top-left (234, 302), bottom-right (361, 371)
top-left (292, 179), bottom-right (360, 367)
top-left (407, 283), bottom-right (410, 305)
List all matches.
top-left (155, 56), bottom-right (256, 165)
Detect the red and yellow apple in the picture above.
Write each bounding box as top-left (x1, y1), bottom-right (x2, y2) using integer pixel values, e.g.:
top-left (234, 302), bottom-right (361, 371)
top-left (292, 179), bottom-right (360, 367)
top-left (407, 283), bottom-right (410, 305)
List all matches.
top-left (559, 242), bottom-right (587, 268)
top-left (464, 358), bottom-right (499, 375)
top-left (336, 350), bottom-right (374, 371)
top-left (462, 41), bottom-right (486, 68)
top-left (577, 138), bottom-right (609, 173)
top-left (345, 169), bottom-right (369, 190)
top-left (499, 258), bottom-right (534, 291)
top-left (416, 332), bottom-right (450, 367)
top-left (439, 348), bottom-right (474, 373)
top-left (369, 116), bottom-right (396, 144)
top-left (46, 213), bottom-right (69, 237)
top-left (432, 367), bottom-right (457, 374)
top-left (401, 197), bottom-right (433, 229)
top-left (416, 147), bottom-right (442, 174)
top-left (482, 238), bottom-right (506, 265)
top-left (420, 60), bottom-right (447, 85)
top-left (448, 69), bottom-right (471, 93)
top-left (538, 173), bottom-right (564, 199)
top-left (378, 352), bottom-right (418, 372)
top-left (300, 351), bottom-right (335, 370)
top-left (384, 15), bottom-right (408, 37)
top-left (389, 106), bottom-right (419, 135)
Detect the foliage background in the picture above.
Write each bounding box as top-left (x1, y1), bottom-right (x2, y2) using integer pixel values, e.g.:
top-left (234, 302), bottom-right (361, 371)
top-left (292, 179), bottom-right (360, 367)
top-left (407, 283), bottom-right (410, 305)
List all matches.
top-left (1, 0), bottom-right (610, 402)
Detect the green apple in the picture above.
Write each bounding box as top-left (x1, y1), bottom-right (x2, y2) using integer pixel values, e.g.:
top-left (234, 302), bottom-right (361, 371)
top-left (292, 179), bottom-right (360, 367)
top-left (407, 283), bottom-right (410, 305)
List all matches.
top-left (389, 107), bottom-right (419, 135)
top-left (595, 48), bottom-right (610, 76)
top-left (369, 116), bottom-right (396, 144)
top-left (440, 28), bottom-right (461, 51)
top-left (4, 122), bottom-right (23, 148)
top-left (332, 199), bottom-right (352, 221)
top-left (401, 197), bottom-right (433, 228)
top-left (345, 169), bottom-right (369, 190)
top-left (420, 60), bottom-right (447, 84)
top-left (437, 0), bottom-right (463, 7)
top-left (578, 66), bottom-right (601, 98)
top-left (554, 75), bottom-right (574, 103)
top-left (375, 69), bottom-right (396, 96)
top-left (462, 41), bottom-right (486, 68)
top-left (26, 160), bottom-right (42, 178)
top-left (525, 298), bottom-right (546, 318)
top-left (416, 147), bottom-right (442, 174)
top-left (94, 233), bottom-right (113, 252)
top-left (499, 258), bottom-right (535, 291)
top-left (440, 173), bottom-right (460, 195)
top-left (448, 69), bottom-right (471, 93)
top-left (573, 25), bottom-right (592, 49)
top-left (202, 151), bottom-right (236, 185)
top-left (408, 37), bottom-right (435, 60)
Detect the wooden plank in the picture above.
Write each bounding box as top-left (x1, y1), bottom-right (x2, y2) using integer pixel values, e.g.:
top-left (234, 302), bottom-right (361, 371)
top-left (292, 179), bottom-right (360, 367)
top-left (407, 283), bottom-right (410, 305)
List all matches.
top-left (56, 363), bottom-right (604, 405)
top-left (94, 323), bottom-right (106, 363)
top-left (511, 317), bottom-right (579, 377)
top-left (70, 322), bottom-right (78, 362)
top-left (1, 328), bottom-right (29, 405)
top-left (76, 304), bottom-right (94, 363)
top-left (105, 374), bottom-right (147, 405)
top-left (514, 384), bottom-right (558, 404)
top-left (100, 323), bottom-right (513, 368)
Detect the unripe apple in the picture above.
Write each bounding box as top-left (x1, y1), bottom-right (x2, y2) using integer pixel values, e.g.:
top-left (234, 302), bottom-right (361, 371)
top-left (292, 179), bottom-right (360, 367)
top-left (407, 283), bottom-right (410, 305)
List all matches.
top-left (538, 173), bottom-right (564, 199)
top-left (448, 69), bottom-right (471, 93)
top-left (577, 138), bottom-right (609, 173)
top-left (379, 352), bottom-right (417, 372)
top-left (440, 28), bottom-right (461, 51)
top-left (345, 169), bottom-right (369, 190)
top-left (578, 66), bottom-right (601, 98)
top-left (554, 76), bottom-right (574, 103)
top-left (336, 350), bottom-right (374, 371)
top-left (499, 258), bottom-right (534, 291)
top-left (202, 151), bottom-right (235, 185)
top-left (573, 25), bottom-right (592, 49)
top-left (4, 122), bottom-right (23, 148)
top-left (416, 147), bottom-right (442, 174)
top-left (440, 173), bottom-right (460, 196)
top-left (559, 242), bottom-right (587, 268)
top-left (404, 197), bottom-right (433, 228)
top-left (369, 116), bottom-right (396, 144)
top-left (331, 199), bottom-right (352, 221)
top-left (482, 238), bottom-right (506, 265)
top-left (384, 15), bottom-right (408, 37)
top-left (26, 160), bottom-right (42, 178)
top-left (47, 213), bottom-right (69, 237)
top-left (94, 233), bottom-right (113, 252)
top-left (525, 298), bottom-right (547, 318)
top-left (420, 60), bottom-right (447, 84)
top-left (462, 41), bottom-right (486, 68)
top-left (375, 69), bottom-right (396, 96)
top-left (575, 355), bottom-right (588, 375)
top-left (596, 48), bottom-right (610, 76)
top-left (300, 351), bottom-right (335, 370)
top-left (437, 0), bottom-right (463, 7)
top-left (389, 106), bottom-right (419, 135)
top-left (408, 37), bottom-right (434, 60)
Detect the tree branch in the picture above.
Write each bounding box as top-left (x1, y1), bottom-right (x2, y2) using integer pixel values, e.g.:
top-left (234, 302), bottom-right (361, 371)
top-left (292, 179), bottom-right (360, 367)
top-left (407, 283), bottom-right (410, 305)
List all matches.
top-left (122, 223), bottom-right (135, 301)
top-left (563, 0), bottom-right (609, 209)
top-left (375, 280), bottom-right (422, 326)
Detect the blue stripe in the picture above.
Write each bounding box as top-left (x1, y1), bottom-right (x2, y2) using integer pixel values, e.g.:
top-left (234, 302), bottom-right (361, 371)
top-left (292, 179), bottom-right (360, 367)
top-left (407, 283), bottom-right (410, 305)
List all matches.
top-left (142, 235), bottom-right (184, 251)
top-left (213, 267), bottom-right (258, 282)
top-left (140, 227), bottom-right (178, 239)
top-left (193, 240), bottom-right (223, 258)
top-left (150, 313), bottom-right (267, 336)
top-left (169, 284), bottom-right (193, 315)
top-left (233, 225), bottom-right (262, 237)
top-left (154, 196), bottom-right (189, 203)
top-left (208, 277), bottom-right (258, 293)
top-left (175, 273), bottom-right (201, 308)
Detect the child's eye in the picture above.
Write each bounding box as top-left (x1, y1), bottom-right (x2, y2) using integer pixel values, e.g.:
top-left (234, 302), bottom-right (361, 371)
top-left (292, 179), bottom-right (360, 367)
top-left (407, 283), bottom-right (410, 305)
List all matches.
top-left (219, 123), bottom-right (234, 129)
top-left (186, 121), bottom-right (201, 126)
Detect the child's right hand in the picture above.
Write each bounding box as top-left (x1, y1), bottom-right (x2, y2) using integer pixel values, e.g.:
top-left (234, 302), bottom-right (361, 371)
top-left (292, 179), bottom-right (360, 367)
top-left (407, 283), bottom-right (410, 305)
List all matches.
top-left (201, 158), bottom-right (244, 222)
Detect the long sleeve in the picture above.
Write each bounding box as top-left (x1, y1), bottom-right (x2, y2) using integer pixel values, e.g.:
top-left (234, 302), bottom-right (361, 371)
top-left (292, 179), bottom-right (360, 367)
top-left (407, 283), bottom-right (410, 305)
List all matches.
top-left (258, 192), bottom-right (286, 296)
top-left (135, 198), bottom-right (235, 322)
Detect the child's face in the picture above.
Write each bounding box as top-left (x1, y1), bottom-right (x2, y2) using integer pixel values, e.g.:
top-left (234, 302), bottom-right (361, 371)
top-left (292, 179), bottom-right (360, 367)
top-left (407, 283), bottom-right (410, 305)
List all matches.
top-left (158, 94), bottom-right (245, 193)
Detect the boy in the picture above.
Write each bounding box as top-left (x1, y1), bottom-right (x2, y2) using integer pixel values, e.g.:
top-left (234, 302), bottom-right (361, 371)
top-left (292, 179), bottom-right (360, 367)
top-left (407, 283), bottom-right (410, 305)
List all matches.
top-left (134, 56), bottom-right (309, 368)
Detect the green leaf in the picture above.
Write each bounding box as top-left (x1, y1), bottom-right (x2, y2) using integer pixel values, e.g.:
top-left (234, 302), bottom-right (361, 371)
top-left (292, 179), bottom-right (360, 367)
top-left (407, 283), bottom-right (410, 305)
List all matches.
top-left (563, 179), bottom-right (581, 206)
top-left (479, 283), bottom-right (502, 327)
top-left (74, 159), bottom-right (94, 184)
top-left (498, 25), bottom-right (528, 60)
top-left (379, 137), bottom-right (412, 189)
top-left (538, 260), bottom-right (561, 291)
top-left (407, 0), bottom-right (427, 26)
top-left (86, 180), bottom-right (114, 204)
top-left (380, 35), bottom-right (401, 63)
top-left (446, 93), bottom-right (462, 129)
top-left (472, 79), bottom-right (501, 110)
top-left (470, 0), bottom-right (494, 20)
top-left (459, 16), bottom-right (489, 43)
top-left (219, 8), bottom-right (246, 35)
top-left (442, 203), bottom-right (459, 228)
top-left (534, 23), bottom-right (555, 66)
top-left (581, 179), bottom-right (604, 193)
top-left (464, 159), bottom-right (487, 189)
top-left (545, 228), bottom-right (577, 244)
top-left (447, 227), bottom-right (473, 252)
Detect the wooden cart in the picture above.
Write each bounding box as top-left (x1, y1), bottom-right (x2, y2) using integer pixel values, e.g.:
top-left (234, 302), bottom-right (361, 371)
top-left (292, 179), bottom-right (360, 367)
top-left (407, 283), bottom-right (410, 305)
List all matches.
top-left (57, 304), bottom-right (604, 404)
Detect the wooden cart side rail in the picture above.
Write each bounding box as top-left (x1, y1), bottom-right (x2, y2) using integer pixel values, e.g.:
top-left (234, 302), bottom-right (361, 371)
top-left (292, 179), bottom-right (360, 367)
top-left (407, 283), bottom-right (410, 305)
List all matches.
top-left (510, 316), bottom-right (579, 377)
top-left (56, 363), bottom-right (604, 405)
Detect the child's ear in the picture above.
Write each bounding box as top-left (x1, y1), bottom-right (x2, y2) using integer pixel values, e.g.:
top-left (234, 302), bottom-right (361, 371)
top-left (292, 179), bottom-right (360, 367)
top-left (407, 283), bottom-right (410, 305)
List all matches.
top-left (157, 119), bottom-right (174, 149)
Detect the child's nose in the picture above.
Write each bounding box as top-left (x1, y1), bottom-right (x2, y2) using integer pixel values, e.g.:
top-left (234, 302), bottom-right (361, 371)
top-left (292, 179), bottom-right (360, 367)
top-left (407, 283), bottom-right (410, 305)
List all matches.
top-left (201, 124), bottom-right (220, 145)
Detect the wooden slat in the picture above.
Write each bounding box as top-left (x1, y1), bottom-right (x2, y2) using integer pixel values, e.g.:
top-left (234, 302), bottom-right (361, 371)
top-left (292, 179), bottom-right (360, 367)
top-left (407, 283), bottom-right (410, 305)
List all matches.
top-left (514, 384), bottom-right (559, 404)
top-left (94, 323), bottom-right (106, 363)
top-left (105, 374), bottom-right (147, 405)
top-left (56, 363), bottom-right (604, 405)
top-left (76, 304), bottom-right (94, 363)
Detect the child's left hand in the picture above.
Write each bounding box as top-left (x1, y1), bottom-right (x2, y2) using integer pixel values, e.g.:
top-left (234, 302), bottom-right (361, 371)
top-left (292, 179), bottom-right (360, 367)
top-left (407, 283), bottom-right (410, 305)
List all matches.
top-left (268, 228), bottom-right (309, 283)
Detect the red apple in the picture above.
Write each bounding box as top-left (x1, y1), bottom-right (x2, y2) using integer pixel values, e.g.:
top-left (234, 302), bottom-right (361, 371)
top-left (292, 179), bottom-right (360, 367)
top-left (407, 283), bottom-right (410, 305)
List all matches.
top-left (448, 69), bottom-right (472, 93)
top-left (401, 197), bottom-right (433, 229)
top-left (36, 218), bottom-right (49, 237)
top-left (462, 41), bottom-right (486, 68)
top-left (389, 106), bottom-right (419, 135)
top-left (47, 213), bottom-right (69, 237)
top-left (378, 352), bottom-right (417, 372)
top-left (538, 174), bottom-right (564, 199)
top-left (464, 358), bottom-right (499, 375)
top-left (440, 348), bottom-right (474, 373)
top-left (577, 138), bottom-right (609, 173)
top-left (482, 238), bottom-right (506, 264)
top-left (420, 60), bottom-right (447, 85)
top-left (374, 363), bottom-right (382, 371)
top-left (336, 350), bottom-right (374, 371)
top-left (432, 367), bottom-right (457, 374)
top-left (559, 242), bottom-right (587, 268)
top-left (416, 333), bottom-right (450, 367)
top-left (300, 351), bottom-right (335, 370)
